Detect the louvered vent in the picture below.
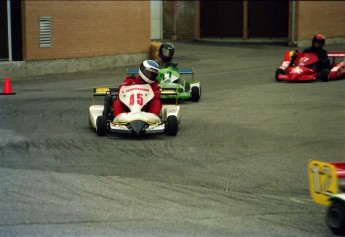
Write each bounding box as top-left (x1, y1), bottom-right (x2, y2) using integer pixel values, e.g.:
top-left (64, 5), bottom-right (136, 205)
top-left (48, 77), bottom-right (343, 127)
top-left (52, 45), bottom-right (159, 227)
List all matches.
top-left (39, 16), bottom-right (51, 48)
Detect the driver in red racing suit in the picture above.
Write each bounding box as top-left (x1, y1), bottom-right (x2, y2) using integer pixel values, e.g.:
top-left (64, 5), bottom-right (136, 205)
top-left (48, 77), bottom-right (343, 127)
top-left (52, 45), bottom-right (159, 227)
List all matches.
top-left (290, 34), bottom-right (331, 71)
top-left (302, 34), bottom-right (332, 71)
top-left (113, 60), bottom-right (162, 117)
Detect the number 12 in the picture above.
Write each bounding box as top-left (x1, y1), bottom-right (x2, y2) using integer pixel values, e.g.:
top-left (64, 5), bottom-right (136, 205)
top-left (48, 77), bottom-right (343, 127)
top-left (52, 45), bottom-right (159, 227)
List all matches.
top-left (311, 165), bottom-right (333, 195)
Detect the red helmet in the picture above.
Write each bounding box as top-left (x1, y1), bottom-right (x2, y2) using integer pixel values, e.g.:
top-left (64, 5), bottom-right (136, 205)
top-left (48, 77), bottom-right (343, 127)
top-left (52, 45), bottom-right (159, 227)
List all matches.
top-left (312, 34), bottom-right (326, 48)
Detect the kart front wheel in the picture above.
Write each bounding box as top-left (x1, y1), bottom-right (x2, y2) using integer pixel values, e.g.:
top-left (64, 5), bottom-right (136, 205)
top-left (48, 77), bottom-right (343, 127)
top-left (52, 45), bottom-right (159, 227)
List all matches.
top-left (191, 86), bottom-right (201, 102)
top-left (326, 201), bottom-right (345, 235)
top-left (96, 116), bottom-right (108, 136)
top-left (167, 116), bottom-right (178, 136)
top-left (275, 68), bottom-right (285, 81)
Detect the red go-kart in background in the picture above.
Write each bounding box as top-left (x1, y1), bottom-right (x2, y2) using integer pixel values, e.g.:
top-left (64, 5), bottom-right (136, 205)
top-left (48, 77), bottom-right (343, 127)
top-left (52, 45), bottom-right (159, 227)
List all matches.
top-left (275, 50), bottom-right (345, 82)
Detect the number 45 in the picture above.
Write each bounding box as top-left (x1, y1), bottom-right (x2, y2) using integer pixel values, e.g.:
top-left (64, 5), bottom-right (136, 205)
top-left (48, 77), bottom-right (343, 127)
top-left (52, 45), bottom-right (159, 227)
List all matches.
top-left (129, 93), bottom-right (143, 106)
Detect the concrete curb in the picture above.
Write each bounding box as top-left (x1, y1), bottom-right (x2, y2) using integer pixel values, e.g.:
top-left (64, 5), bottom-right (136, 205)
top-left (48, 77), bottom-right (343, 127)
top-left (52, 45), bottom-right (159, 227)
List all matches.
top-left (0, 53), bottom-right (148, 81)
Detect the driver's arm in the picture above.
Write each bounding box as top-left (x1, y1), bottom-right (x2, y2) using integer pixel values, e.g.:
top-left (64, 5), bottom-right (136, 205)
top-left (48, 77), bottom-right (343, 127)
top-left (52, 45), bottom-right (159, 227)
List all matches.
top-left (319, 50), bottom-right (332, 69)
top-left (289, 50), bottom-right (299, 67)
top-left (151, 82), bottom-right (161, 99)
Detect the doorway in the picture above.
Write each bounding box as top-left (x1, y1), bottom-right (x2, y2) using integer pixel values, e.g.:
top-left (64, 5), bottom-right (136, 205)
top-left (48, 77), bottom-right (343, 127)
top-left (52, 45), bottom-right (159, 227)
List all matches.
top-left (248, 0), bottom-right (289, 38)
top-left (11, 0), bottom-right (23, 60)
top-left (0, 0), bottom-right (22, 61)
top-left (199, 1), bottom-right (289, 39)
top-left (0, 1), bottom-right (9, 60)
top-left (200, 1), bottom-right (243, 38)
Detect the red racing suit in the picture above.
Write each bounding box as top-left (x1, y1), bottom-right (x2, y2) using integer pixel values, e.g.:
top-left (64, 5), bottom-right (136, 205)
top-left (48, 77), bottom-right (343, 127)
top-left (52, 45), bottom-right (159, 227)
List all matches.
top-left (113, 76), bottom-right (162, 117)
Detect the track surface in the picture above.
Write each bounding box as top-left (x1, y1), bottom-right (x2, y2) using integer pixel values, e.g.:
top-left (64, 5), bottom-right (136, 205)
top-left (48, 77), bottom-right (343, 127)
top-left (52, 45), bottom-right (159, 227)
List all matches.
top-left (1, 42), bottom-right (345, 237)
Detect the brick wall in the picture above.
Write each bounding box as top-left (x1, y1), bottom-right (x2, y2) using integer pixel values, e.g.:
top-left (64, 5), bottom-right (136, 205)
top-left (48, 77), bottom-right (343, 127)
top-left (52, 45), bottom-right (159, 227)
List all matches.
top-left (163, 1), bottom-right (196, 41)
top-left (296, 1), bottom-right (345, 41)
top-left (22, 1), bottom-right (151, 61)
top-left (163, 1), bottom-right (174, 40)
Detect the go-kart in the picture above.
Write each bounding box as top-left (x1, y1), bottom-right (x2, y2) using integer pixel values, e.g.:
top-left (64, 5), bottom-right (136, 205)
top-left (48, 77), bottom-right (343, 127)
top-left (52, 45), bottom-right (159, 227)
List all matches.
top-left (127, 62), bottom-right (201, 102)
top-left (308, 160), bottom-right (345, 235)
top-left (89, 84), bottom-right (181, 136)
top-left (275, 50), bottom-right (345, 82)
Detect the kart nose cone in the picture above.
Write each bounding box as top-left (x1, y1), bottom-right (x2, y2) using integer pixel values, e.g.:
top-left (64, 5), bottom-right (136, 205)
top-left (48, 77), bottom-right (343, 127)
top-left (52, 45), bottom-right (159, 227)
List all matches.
top-left (129, 120), bottom-right (146, 135)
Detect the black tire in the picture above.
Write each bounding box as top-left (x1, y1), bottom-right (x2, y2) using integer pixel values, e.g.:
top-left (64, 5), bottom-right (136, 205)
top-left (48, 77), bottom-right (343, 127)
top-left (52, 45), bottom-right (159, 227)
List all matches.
top-left (103, 95), bottom-right (113, 119)
top-left (191, 86), bottom-right (201, 102)
top-left (326, 201), bottom-right (345, 235)
top-left (96, 116), bottom-right (108, 136)
top-left (167, 116), bottom-right (178, 136)
top-left (275, 68), bottom-right (285, 81)
top-left (320, 69), bottom-right (329, 82)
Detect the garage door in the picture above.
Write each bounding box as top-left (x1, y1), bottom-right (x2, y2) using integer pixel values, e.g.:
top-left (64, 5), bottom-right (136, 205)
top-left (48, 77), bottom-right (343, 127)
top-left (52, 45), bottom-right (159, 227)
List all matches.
top-left (248, 0), bottom-right (289, 38)
top-left (200, 1), bottom-right (243, 38)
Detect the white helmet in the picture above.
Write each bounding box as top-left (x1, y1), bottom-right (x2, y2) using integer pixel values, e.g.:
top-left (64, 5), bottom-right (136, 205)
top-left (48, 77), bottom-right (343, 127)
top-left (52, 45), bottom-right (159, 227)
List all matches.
top-left (139, 60), bottom-right (159, 84)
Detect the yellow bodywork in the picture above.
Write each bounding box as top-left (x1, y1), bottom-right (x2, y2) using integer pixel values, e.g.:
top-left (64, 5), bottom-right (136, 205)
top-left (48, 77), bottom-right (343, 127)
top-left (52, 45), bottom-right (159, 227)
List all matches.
top-left (308, 160), bottom-right (339, 206)
top-left (94, 88), bottom-right (110, 94)
top-left (160, 90), bottom-right (177, 94)
top-left (113, 120), bottom-right (160, 126)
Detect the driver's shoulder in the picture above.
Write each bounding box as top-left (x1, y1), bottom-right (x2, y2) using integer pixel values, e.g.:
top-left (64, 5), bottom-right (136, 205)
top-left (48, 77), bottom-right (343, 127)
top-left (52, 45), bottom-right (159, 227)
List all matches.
top-left (303, 47), bottom-right (313, 53)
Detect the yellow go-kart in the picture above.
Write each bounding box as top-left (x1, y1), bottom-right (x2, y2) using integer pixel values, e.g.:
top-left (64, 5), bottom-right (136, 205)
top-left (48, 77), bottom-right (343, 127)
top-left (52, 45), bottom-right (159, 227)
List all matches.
top-left (308, 160), bottom-right (345, 235)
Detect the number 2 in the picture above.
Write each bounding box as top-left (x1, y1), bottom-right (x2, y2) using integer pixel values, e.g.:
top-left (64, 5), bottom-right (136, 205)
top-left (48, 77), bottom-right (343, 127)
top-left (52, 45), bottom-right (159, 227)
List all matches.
top-left (129, 93), bottom-right (143, 106)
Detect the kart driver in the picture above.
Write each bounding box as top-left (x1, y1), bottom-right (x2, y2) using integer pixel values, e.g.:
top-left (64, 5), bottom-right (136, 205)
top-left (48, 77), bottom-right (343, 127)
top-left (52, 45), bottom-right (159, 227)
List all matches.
top-left (113, 60), bottom-right (162, 117)
top-left (159, 42), bottom-right (175, 68)
top-left (302, 34), bottom-right (332, 71)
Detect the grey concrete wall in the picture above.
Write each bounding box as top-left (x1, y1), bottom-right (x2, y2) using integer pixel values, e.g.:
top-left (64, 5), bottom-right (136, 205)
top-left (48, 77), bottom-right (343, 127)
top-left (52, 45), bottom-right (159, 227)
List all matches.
top-left (0, 53), bottom-right (148, 80)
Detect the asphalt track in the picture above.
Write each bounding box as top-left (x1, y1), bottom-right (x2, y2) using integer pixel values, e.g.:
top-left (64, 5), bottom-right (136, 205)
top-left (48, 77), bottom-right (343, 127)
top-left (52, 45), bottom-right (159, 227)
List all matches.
top-left (1, 42), bottom-right (345, 237)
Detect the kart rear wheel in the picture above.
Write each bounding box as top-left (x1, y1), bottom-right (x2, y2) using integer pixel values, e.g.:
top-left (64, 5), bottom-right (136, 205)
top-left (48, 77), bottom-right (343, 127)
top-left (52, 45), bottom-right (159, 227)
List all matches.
top-left (191, 86), bottom-right (201, 102)
top-left (320, 69), bottom-right (329, 82)
top-left (167, 116), bottom-right (178, 136)
top-left (275, 68), bottom-right (285, 81)
top-left (96, 116), bottom-right (108, 136)
top-left (326, 201), bottom-right (345, 235)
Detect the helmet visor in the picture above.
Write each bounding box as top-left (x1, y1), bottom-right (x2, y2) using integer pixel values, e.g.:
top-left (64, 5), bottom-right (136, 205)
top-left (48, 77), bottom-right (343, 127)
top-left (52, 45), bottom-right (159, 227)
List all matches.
top-left (162, 48), bottom-right (172, 57)
top-left (140, 64), bottom-right (158, 82)
top-left (314, 39), bottom-right (325, 45)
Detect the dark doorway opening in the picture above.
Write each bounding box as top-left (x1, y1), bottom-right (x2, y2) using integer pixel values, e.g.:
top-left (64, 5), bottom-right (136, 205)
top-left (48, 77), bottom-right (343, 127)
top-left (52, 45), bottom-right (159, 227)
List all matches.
top-left (248, 0), bottom-right (289, 38)
top-left (11, 0), bottom-right (23, 61)
top-left (0, 1), bottom-right (22, 61)
top-left (200, 1), bottom-right (243, 38)
top-left (0, 1), bottom-right (9, 60)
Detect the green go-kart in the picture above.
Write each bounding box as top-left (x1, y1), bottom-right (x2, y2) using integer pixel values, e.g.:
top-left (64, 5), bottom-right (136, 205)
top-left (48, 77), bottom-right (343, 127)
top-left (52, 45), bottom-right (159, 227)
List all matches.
top-left (127, 62), bottom-right (201, 102)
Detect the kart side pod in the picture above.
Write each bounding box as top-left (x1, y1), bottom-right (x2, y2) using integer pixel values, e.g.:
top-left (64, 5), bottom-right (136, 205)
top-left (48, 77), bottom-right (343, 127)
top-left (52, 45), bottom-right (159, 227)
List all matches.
top-left (308, 160), bottom-right (345, 235)
top-left (161, 105), bottom-right (181, 125)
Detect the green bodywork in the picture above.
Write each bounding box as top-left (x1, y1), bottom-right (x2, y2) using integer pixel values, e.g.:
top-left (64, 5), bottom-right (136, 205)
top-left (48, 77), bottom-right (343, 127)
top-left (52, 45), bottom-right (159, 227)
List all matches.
top-left (157, 66), bottom-right (197, 100)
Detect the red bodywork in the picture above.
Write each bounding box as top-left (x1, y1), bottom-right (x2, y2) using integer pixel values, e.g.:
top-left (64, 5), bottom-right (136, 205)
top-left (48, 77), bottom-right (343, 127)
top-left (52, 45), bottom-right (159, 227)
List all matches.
top-left (330, 162), bottom-right (345, 179)
top-left (277, 51), bottom-right (345, 82)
